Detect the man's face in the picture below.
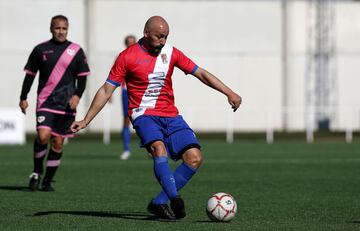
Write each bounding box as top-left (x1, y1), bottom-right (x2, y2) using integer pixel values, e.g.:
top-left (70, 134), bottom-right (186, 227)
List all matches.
top-left (145, 25), bottom-right (169, 54)
top-left (51, 19), bottom-right (68, 43)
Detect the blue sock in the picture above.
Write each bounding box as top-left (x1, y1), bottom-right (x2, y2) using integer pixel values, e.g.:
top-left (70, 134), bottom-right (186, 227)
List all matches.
top-left (153, 156), bottom-right (178, 201)
top-left (122, 126), bottom-right (131, 151)
top-left (153, 163), bottom-right (196, 204)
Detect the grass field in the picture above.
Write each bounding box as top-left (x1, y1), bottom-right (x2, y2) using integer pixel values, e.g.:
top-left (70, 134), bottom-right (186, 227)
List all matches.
top-left (0, 138), bottom-right (359, 230)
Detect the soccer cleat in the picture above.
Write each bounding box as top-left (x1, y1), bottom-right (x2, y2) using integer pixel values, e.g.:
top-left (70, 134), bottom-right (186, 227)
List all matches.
top-left (41, 180), bottom-right (55, 192)
top-left (170, 196), bottom-right (186, 219)
top-left (147, 201), bottom-right (176, 220)
top-left (120, 151), bottom-right (131, 160)
top-left (28, 173), bottom-right (41, 191)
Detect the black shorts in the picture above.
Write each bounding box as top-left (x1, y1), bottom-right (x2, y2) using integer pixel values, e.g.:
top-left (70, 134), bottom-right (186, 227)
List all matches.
top-left (36, 111), bottom-right (75, 138)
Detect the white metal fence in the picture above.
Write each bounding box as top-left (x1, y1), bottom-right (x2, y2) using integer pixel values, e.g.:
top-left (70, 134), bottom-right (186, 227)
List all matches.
top-left (101, 105), bottom-right (360, 144)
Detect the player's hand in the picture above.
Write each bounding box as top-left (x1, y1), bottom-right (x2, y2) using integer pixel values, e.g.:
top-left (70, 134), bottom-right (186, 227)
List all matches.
top-left (70, 120), bottom-right (87, 133)
top-left (69, 95), bottom-right (80, 110)
top-left (19, 100), bottom-right (28, 114)
top-left (228, 92), bottom-right (242, 112)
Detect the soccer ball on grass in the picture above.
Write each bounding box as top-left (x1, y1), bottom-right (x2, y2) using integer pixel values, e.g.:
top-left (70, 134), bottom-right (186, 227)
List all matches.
top-left (206, 192), bottom-right (237, 222)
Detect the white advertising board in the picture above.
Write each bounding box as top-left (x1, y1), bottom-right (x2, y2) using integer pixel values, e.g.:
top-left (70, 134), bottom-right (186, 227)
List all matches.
top-left (0, 108), bottom-right (25, 144)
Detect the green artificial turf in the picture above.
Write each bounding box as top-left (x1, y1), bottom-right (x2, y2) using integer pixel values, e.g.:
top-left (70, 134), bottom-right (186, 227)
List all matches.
top-left (0, 139), bottom-right (359, 230)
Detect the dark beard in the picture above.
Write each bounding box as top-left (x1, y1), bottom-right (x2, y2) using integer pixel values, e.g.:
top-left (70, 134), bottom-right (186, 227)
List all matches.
top-left (153, 45), bottom-right (164, 54)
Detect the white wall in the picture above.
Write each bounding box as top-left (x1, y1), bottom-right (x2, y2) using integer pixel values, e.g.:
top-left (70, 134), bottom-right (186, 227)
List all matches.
top-left (285, 1), bottom-right (360, 131)
top-left (0, 0), bottom-right (87, 131)
top-left (1, 0), bottom-right (359, 133)
top-left (336, 2), bottom-right (360, 130)
top-left (87, 0), bottom-right (282, 132)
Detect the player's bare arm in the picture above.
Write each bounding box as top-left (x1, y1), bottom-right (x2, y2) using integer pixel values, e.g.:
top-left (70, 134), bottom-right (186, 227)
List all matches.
top-left (70, 82), bottom-right (116, 133)
top-left (193, 67), bottom-right (242, 112)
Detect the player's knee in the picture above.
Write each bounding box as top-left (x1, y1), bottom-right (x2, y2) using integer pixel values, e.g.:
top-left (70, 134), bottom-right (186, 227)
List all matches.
top-left (51, 139), bottom-right (64, 153)
top-left (37, 134), bottom-right (50, 145)
top-left (51, 144), bottom-right (63, 153)
top-left (37, 129), bottom-right (52, 145)
top-left (184, 149), bottom-right (202, 169)
top-left (149, 141), bottom-right (167, 156)
top-left (190, 153), bottom-right (203, 169)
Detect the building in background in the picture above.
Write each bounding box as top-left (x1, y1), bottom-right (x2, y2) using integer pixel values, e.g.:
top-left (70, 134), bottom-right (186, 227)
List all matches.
top-left (0, 0), bottom-right (359, 137)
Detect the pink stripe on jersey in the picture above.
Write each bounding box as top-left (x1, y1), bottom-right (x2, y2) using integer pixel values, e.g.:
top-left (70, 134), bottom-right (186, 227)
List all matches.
top-left (47, 160), bottom-right (61, 167)
top-left (24, 69), bottom-right (37, 76)
top-left (37, 43), bottom-right (81, 109)
top-left (77, 72), bottom-right (90, 76)
top-left (37, 108), bottom-right (76, 116)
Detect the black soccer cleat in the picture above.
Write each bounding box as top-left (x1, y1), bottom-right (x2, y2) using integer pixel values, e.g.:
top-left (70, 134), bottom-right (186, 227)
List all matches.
top-left (147, 201), bottom-right (176, 220)
top-left (170, 196), bottom-right (186, 219)
top-left (28, 173), bottom-right (41, 191)
top-left (41, 180), bottom-right (55, 192)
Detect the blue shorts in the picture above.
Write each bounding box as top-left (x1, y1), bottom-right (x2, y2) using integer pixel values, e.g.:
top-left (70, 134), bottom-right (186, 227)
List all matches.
top-left (132, 115), bottom-right (200, 160)
top-left (121, 88), bottom-right (129, 117)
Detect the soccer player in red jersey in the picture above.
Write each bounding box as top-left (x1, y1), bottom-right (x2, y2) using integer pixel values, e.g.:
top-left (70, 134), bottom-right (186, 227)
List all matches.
top-left (19, 15), bottom-right (90, 191)
top-left (71, 16), bottom-right (241, 219)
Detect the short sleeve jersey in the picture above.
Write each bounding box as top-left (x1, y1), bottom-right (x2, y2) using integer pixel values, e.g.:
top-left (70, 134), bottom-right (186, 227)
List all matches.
top-left (107, 39), bottom-right (198, 120)
top-left (24, 39), bottom-right (90, 114)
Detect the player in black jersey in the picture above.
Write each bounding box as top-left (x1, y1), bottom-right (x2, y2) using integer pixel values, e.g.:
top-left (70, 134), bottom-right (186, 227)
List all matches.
top-left (19, 15), bottom-right (90, 191)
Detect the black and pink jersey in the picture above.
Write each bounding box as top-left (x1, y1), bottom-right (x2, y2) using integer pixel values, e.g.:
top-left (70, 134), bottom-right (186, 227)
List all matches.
top-left (107, 39), bottom-right (198, 120)
top-left (24, 39), bottom-right (90, 115)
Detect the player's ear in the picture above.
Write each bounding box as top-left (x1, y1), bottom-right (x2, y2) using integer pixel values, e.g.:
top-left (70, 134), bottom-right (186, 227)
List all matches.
top-left (143, 28), bottom-right (149, 38)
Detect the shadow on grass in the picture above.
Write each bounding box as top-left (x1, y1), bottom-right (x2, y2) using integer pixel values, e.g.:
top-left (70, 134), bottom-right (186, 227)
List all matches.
top-left (196, 220), bottom-right (231, 224)
top-left (0, 185), bottom-right (31, 192)
top-left (32, 211), bottom-right (176, 222)
top-left (348, 220), bottom-right (360, 224)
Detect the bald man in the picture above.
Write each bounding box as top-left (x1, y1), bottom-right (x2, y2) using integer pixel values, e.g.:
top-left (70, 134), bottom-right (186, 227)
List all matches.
top-left (71, 16), bottom-right (241, 220)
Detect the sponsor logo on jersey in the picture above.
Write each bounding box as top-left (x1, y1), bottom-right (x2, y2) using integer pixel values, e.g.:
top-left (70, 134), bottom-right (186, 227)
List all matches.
top-left (37, 116), bottom-right (45, 123)
top-left (136, 59), bottom-right (150, 65)
top-left (67, 48), bottom-right (75, 56)
top-left (42, 50), bottom-right (54, 54)
top-left (144, 72), bottom-right (165, 98)
top-left (42, 50), bottom-right (53, 62)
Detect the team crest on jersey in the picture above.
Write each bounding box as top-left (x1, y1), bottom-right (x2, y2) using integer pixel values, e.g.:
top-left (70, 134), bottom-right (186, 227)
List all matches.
top-left (37, 116), bottom-right (45, 123)
top-left (67, 48), bottom-right (75, 56)
top-left (161, 54), bottom-right (168, 64)
top-left (42, 50), bottom-right (54, 54)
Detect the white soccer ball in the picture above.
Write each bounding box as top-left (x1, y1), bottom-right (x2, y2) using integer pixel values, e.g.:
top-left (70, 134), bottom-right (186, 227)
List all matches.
top-left (206, 192), bottom-right (237, 222)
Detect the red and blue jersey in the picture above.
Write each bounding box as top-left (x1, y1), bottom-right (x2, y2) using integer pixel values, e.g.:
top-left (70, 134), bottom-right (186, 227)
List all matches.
top-left (107, 39), bottom-right (198, 120)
